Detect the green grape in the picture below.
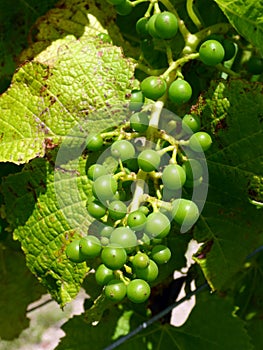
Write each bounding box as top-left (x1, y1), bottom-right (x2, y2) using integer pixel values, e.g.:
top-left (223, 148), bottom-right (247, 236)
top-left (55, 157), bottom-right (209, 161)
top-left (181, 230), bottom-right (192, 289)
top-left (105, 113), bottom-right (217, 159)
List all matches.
top-left (154, 11), bottom-right (178, 39)
top-left (129, 90), bottom-right (145, 111)
top-left (95, 264), bottom-right (115, 286)
top-left (151, 245), bottom-right (171, 264)
top-left (134, 259), bottom-right (158, 282)
top-left (110, 226), bottom-right (137, 251)
top-left (66, 239), bottom-right (85, 263)
top-left (87, 164), bottom-right (108, 180)
top-left (189, 132), bottom-right (212, 152)
top-left (136, 17), bottom-right (149, 38)
top-left (168, 79), bottom-right (192, 104)
top-left (182, 159), bottom-right (203, 181)
top-left (111, 140), bottom-right (135, 161)
top-left (127, 210), bottom-right (147, 231)
top-left (145, 212), bottom-right (170, 238)
top-left (100, 225), bottom-right (114, 238)
top-left (79, 235), bottom-right (102, 258)
top-left (92, 175), bottom-right (118, 202)
top-left (101, 244), bottom-right (127, 270)
top-left (172, 198), bottom-right (199, 226)
top-left (182, 114), bottom-right (201, 133)
top-left (140, 76), bottom-right (167, 100)
top-left (138, 149), bottom-right (161, 172)
top-left (97, 32), bottom-right (112, 43)
top-left (132, 252), bottom-right (150, 269)
top-left (108, 200), bottom-right (127, 220)
top-left (247, 57), bottom-right (263, 74)
top-left (146, 14), bottom-right (160, 38)
top-left (162, 164), bottom-right (186, 190)
top-left (86, 134), bottom-right (103, 151)
top-left (101, 236), bottom-right (110, 246)
top-left (138, 205), bottom-right (150, 216)
top-left (104, 279), bottom-right (127, 301)
top-left (199, 40), bottom-right (225, 66)
top-left (87, 200), bottom-right (106, 219)
top-left (130, 112), bottom-right (149, 132)
top-left (115, 0), bottom-right (133, 16)
top-left (127, 279), bottom-right (151, 303)
top-left (107, 0), bottom-right (125, 4)
top-left (222, 39), bottom-right (236, 61)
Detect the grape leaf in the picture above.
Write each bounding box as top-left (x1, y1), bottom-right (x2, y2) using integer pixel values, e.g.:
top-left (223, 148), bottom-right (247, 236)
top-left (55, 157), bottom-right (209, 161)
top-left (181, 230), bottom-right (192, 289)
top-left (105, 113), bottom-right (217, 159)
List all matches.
top-left (214, 0), bottom-right (263, 55)
top-left (0, 245), bottom-right (45, 340)
top-left (192, 79), bottom-right (263, 290)
top-left (56, 292), bottom-right (252, 350)
top-left (19, 0), bottom-right (138, 64)
top-left (0, 32), bottom-right (135, 164)
top-left (1, 157), bottom-right (91, 307)
top-left (55, 305), bottom-right (125, 350)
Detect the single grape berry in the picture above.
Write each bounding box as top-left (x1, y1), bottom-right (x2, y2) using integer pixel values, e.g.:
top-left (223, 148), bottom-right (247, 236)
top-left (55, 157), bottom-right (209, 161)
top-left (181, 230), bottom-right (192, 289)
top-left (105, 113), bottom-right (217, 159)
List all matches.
top-left (189, 132), bottom-right (212, 152)
top-left (127, 279), bottom-right (151, 303)
top-left (115, 0), bottom-right (133, 16)
top-left (130, 112), bottom-right (149, 132)
top-left (154, 11), bottom-right (178, 39)
top-left (134, 259), bottom-right (158, 282)
top-left (101, 244), bottom-right (127, 270)
top-left (138, 205), bottom-right (150, 216)
top-left (100, 225), bottom-right (114, 238)
top-left (97, 32), bottom-right (112, 43)
top-left (145, 212), bottom-right (170, 238)
top-left (87, 164), bottom-right (108, 180)
top-left (92, 175), bottom-right (118, 202)
top-left (111, 140), bottom-right (135, 161)
top-left (172, 198), bottom-right (199, 227)
top-left (108, 200), bottom-right (127, 220)
top-left (87, 200), bottom-right (106, 219)
top-left (127, 210), bottom-right (147, 231)
top-left (86, 134), bottom-right (103, 151)
top-left (95, 264), bottom-right (115, 286)
top-left (66, 240), bottom-right (85, 263)
top-left (199, 40), bottom-right (225, 66)
top-left (104, 279), bottom-right (127, 301)
top-left (168, 79), bottom-right (192, 104)
top-left (182, 114), bottom-right (201, 133)
top-left (138, 149), bottom-right (161, 172)
top-left (129, 90), bottom-right (145, 111)
top-left (110, 226), bottom-right (137, 251)
top-left (146, 14), bottom-right (160, 38)
top-left (79, 235), bottom-right (102, 258)
top-left (162, 164), bottom-right (186, 190)
top-left (140, 76), bottom-right (167, 100)
top-left (132, 252), bottom-right (150, 269)
top-left (151, 245), bottom-right (171, 264)
top-left (136, 17), bottom-right (149, 38)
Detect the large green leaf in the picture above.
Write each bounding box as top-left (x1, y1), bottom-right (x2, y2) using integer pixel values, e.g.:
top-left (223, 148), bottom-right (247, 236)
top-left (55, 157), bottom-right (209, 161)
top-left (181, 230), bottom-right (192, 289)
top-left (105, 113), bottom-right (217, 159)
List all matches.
top-left (214, 0), bottom-right (263, 55)
top-left (56, 292), bottom-right (252, 350)
top-left (0, 14), bottom-right (135, 164)
top-left (193, 79), bottom-right (263, 290)
top-left (1, 157), bottom-right (91, 307)
top-left (0, 245), bottom-right (44, 340)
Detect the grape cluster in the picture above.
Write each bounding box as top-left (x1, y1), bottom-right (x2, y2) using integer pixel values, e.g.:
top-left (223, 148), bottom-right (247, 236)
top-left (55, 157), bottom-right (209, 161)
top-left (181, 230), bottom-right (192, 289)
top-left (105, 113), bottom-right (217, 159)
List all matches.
top-left (66, 102), bottom-right (212, 303)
